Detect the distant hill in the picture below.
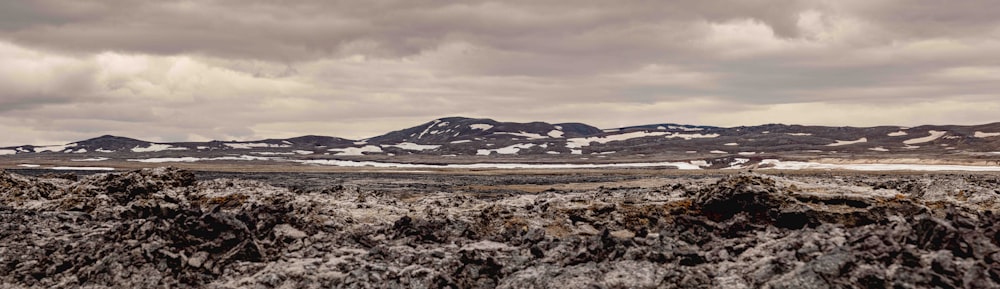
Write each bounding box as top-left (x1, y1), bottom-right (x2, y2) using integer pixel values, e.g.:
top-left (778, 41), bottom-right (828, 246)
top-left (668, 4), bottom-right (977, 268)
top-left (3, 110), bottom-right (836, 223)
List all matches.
top-left (3, 117), bottom-right (1000, 158)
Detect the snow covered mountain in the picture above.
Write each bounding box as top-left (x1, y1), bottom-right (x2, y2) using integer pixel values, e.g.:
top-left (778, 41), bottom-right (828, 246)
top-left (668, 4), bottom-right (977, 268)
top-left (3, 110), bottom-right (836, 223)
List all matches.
top-left (365, 117), bottom-right (601, 145)
top-left (3, 117), bottom-right (1000, 158)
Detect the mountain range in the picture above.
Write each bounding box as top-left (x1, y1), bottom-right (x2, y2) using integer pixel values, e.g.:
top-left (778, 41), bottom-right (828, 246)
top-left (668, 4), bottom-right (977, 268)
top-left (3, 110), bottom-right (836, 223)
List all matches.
top-left (3, 117), bottom-right (1000, 159)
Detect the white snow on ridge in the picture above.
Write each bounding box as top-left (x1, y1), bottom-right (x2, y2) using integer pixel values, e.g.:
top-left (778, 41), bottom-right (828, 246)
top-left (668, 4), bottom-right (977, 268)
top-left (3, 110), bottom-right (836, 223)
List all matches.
top-left (786, 133), bottom-right (812, 136)
top-left (547, 130), bottom-right (564, 138)
top-left (225, 143), bottom-right (291, 149)
top-left (294, 159), bottom-right (704, 170)
top-left (724, 143), bottom-right (739, 146)
top-left (477, 143), bottom-right (536, 155)
top-left (903, 130), bottom-right (946, 145)
top-left (887, 131), bottom-right (908, 137)
top-left (868, 147), bottom-right (890, 152)
top-left (0, 149), bottom-right (15, 155)
top-left (417, 120), bottom-right (441, 139)
top-left (566, 131), bottom-right (670, 148)
top-left (668, 125), bottom-right (705, 132)
top-left (132, 144), bottom-right (179, 152)
top-left (469, 124), bottom-right (493, 131)
top-left (36, 144), bottom-right (72, 153)
top-left (386, 142), bottom-right (441, 151)
top-left (827, 137), bottom-right (867, 147)
top-left (664, 132), bottom-right (720, 140)
top-left (18, 164), bottom-right (40, 168)
top-left (710, 150), bottom-right (728, 154)
top-left (451, 140), bottom-right (472, 144)
top-left (974, 131), bottom-right (1000, 138)
top-left (329, 145), bottom-right (383, 156)
top-left (497, 132), bottom-right (547, 139)
top-left (760, 159), bottom-right (1000, 172)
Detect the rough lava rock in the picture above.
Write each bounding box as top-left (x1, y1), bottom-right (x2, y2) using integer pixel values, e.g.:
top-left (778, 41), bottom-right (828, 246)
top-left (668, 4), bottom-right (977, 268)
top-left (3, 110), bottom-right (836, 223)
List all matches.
top-left (2, 169), bottom-right (1000, 288)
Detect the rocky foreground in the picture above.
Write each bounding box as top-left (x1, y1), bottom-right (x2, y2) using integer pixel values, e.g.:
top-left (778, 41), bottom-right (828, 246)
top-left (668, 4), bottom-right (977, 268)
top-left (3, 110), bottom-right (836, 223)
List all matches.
top-left (2, 169), bottom-right (1000, 288)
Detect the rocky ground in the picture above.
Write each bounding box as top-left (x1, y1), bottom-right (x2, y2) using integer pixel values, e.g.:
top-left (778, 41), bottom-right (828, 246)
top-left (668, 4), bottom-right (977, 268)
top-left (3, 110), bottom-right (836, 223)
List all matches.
top-left (2, 168), bottom-right (1000, 288)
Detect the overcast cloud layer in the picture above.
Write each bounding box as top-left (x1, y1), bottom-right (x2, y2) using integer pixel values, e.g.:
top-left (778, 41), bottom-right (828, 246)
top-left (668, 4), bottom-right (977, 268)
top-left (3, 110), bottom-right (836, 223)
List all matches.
top-left (2, 0), bottom-right (1000, 146)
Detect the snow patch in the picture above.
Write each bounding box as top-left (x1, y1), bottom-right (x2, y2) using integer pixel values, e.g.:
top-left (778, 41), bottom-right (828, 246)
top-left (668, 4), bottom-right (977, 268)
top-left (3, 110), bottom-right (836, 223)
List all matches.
top-left (974, 131), bottom-right (1000, 138)
top-left (451, 140), bottom-right (472, 144)
top-left (417, 120), bottom-right (441, 139)
top-left (868, 147), bottom-right (890, 152)
top-left (547, 130), bottom-right (564, 138)
top-left (0, 149), bottom-right (16, 155)
top-left (738, 152), bottom-right (757, 156)
top-left (727, 158), bottom-right (750, 169)
top-left (477, 143), bottom-right (536, 155)
top-left (786, 133), bottom-right (812, 136)
top-left (18, 164), bottom-right (40, 168)
top-left (132, 144), bottom-right (176, 152)
top-left (225, 143), bottom-right (291, 149)
top-left (385, 142), bottom-right (441, 151)
top-left (887, 131), bottom-right (908, 137)
top-left (724, 143), bottom-right (739, 146)
top-left (469, 124), bottom-right (493, 131)
top-left (36, 144), bottom-right (72, 153)
top-left (668, 125), bottom-right (704, 131)
top-left (710, 150), bottom-right (728, 154)
top-left (497, 132), bottom-right (547, 139)
top-left (570, 149), bottom-right (583, 155)
top-left (328, 145), bottom-right (383, 156)
top-left (566, 131), bottom-right (669, 148)
top-left (664, 132), bottom-right (720, 140)
top-left (760, 159), bottom-right (1000, 172)
top-left (690, 160), bottom-right (711, 167)
top-left (903, 130), bottom-right (946, 145)
top-left (827, 137), bottom-right (867, 146)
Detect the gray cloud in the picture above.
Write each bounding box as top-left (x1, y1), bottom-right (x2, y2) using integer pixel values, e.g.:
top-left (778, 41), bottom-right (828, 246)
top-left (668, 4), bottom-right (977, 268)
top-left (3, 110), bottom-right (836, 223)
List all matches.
top-left (1, 0), bottom-right (999, 146)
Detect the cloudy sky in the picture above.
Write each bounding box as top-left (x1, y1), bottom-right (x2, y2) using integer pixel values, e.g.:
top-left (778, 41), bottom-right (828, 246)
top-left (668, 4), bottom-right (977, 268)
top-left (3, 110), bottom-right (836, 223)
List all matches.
top-left (2, 0), bottom-right (999, 146)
